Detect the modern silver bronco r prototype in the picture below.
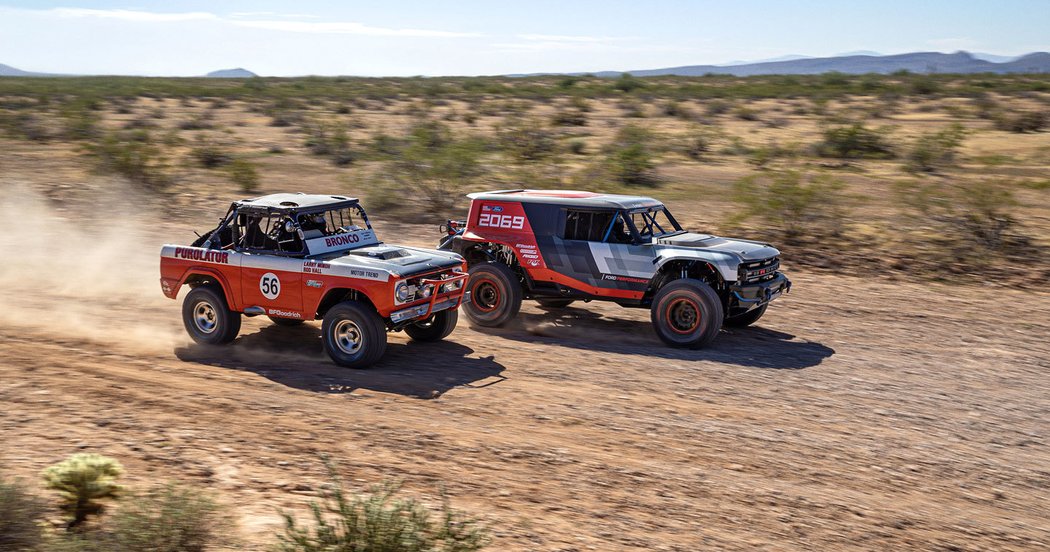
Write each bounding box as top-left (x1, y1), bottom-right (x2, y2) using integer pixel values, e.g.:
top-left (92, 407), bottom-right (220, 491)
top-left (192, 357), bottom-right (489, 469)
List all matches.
top-left (440, 189), bottom-right (791, 348)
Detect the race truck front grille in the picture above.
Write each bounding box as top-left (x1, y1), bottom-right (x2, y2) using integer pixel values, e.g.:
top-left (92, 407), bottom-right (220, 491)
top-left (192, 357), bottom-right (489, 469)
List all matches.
top-left (738, 256), bottom-right (780, 284)
top-left (397, 268), bottom-right (466, 305)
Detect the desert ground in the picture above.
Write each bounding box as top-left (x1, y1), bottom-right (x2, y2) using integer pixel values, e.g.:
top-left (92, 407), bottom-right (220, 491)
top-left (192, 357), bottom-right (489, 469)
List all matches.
top-left (1, 75), bottom-right (1049, 550)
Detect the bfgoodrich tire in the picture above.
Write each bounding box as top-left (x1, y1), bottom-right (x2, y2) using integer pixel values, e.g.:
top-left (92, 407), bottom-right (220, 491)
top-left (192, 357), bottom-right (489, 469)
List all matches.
top-left (535, 298), bottom-right (575, 309)
top-left (404, 310), bottom-right (458, 342)
top-left (463, 263), bottom-right (522, 327)
top-left (321, 302), bottom-right (387, 368)
top-left (724, 304), bottom-right (767, 328)
top-left (182, 285), bottom-right (241, 345)
top-left (651, 279), bottom-right (724, 348)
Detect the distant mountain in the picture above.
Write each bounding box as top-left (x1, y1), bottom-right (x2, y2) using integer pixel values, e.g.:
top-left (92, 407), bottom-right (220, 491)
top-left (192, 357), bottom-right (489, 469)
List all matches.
top-left (972, 52), bottom-right (1021, 63)
top-left (551, 51), bottom-right (1050, 78)
top-left (205, 68), bottom-right (257, 78)
top-left (720, 54), bottom-right (811, 66)
top-left (0, 63), bottom-right (49, 77)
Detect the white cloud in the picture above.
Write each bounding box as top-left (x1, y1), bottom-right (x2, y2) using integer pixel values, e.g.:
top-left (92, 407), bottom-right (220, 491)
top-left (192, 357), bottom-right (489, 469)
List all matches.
top-left (49, 8), bottom-right (218, 22)
top-left (232, 20), bottom-right (481, 38)
top-left (30, 7), bottom-right (476, 38)
top-left (516, 33), bottom-right (627, 43)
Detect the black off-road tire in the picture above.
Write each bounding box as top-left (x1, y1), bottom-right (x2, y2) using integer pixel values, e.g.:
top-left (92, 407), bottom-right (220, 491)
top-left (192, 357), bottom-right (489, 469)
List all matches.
top-left (321, 302), bottom-right (387, 368)
top-left (535, 298), bottom-right (575, 309)
top-left (183, 285), bottom-right (241, 345)
top-left (404, 310), bottom-right (458, 342)
top-left (724, 304), bottom-right (767, 328)
top-left (463, 263), bottom-right (522, 327)
top-left (651, 279), bottom-right (724, 348)
top-left (268, 316), bottom-right (305, 327)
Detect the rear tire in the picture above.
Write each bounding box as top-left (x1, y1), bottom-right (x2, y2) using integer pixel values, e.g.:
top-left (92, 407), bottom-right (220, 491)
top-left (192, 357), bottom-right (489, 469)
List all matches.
top-left (404, 310), bottom-right (458, 342)
top-left (321, 302), bottom-right (387, 368)
top-left (463, 263), bottom-right (522, 327)
top-left (268, 316), bottom-right (305, 327)
top-left (535, 298), bottom-right (575, 309)
top-left (183, 286), bottom-right (241, 345)
top-left (724, 304), bottom-right (767, 328)
top-left (651, 279), bottom-right (723, 349)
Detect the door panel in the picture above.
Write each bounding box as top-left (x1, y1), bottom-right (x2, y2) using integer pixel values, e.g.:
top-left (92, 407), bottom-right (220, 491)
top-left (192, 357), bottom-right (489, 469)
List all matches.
top-left (240, 254), bottom-right (304, 313)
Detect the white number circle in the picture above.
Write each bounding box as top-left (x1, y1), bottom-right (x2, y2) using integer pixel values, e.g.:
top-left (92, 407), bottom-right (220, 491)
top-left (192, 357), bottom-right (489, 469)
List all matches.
top-left (260, 272), bottom-right (281, 300)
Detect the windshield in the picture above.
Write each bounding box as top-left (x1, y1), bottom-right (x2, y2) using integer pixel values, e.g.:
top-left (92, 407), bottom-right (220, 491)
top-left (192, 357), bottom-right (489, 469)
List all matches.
top-left (297, 205), bottom-right (371, 237)
top-left (627, 207), bottom-right (682, 239)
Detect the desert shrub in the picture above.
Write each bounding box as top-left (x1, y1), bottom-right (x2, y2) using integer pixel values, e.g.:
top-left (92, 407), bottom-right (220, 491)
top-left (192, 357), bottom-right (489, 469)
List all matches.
top-left (620, 100), bottom-right (647, 118)
top-left (732, 170), bottom-right (848, 241)
top-left (462, 112), bottom-right (478, 125)
top-left (613, 73), bottom-right (644, 93)
top-left (177, 114), bottom-right (214, 131)
top-left (910, 76), bottom-right (941, 96)
top-left (190, 137), bottom-right (232, 168)
top-left (905, 123), bottom-right (966, 173)
top-left (61, 105), bottom-right (101, 140)
top-left (334, 104), bottom-right (351, 114)
top-left (704, 100), bottom-right (732, 116)
top-left (550, 109), bottom-right (587, 126)
top-left (568, 139), bottom-right (587, 155)
top-left (0, 111), bottom-right (53, 141)
top-left (83, 130), bottom-right (170, 189)
top-left (275, 463), bottom-right (486, 552)
top-left (680, 128), bottom-right (717, 160)
top-left (225, 158), bottom-right (260, 192)
top-left (604, 125), bottom-right (659, 186)
top-left (372, 120), bottom-right (485, 216)
top-left (497, 118), bottom-right (558, 162)
top-left (661, 100), bottom-right (691, 119)
top-left (43, 454), bottom-right (123, 528)
top-left (897, 179), bottom-right (1018, 251)
top-left (105, 485), bottom-right (231, 552)
top-left (569, 96), bottom-right (592, 112)
top-left (734, 106), bottom-right (760, 121)
top-left (994, 111), bottom-right (1047, 133)
top-left (303, 119), bottom-right (354, 165)
top-left (1, 475), bottom-right (48, 551)
top-left (816, 124), bottom-right (896, 159)
top-left (747, 140), bottom-right (800, 169)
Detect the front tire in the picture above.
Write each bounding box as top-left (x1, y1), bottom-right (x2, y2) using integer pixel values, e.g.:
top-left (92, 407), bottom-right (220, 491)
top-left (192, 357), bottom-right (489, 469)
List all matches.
top-left (404, 310), bottom-right (458, 342)
top-left (321, 302), bottom-right (387, 368)
top-left (651, 279), bottom-right (724, 348)
top-left (724, 304), bottom-right (767, 328)
top-left (463, 263), bottom-right (522, 327)
top-left (269, 316), bottom-right (305, 327)
top-left (535, 298), bottom-right (575, 309)
top-left (182, 286), bottom-right (241, 345)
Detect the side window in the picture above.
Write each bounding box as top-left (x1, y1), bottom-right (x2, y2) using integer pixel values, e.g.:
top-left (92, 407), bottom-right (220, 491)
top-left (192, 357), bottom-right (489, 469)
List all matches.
top-left (236, 213), bottom-right (303, 254)
top-left (563, 210), bottom-right (617, 242)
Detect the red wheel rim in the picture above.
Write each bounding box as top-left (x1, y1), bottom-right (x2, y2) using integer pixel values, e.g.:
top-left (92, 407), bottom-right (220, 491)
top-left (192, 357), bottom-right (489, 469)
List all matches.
top-left (666, 296), bottom-right (702, 334)
top-left (471, 277), bottom-right (502, 313)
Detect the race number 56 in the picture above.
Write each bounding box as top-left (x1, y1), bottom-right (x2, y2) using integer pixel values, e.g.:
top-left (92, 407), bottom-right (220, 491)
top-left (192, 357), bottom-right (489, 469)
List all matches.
top-left (260, 272), bottom-right (281, 300)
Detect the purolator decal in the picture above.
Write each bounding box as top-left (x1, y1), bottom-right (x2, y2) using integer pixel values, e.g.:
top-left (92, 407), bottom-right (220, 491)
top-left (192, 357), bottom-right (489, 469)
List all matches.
top-left (174, 247), bottom-right (230, 264)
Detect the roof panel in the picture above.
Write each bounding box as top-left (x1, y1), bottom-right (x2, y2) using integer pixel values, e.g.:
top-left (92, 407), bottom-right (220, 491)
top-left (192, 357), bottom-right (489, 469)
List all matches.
top-left (234, 193), bottom-right (359, 210)
top-left (466, 189), bottom-right (663, 209)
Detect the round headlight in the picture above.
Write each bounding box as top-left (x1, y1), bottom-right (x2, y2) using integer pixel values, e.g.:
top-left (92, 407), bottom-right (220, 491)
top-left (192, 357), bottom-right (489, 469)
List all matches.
top-left (395, 281), bottom-right (410, 302)
top-left (421, 284), bottom-right (433, 298)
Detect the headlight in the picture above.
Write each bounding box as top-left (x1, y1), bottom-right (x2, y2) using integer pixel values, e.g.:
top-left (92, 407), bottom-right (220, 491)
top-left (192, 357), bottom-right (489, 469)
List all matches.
top-left (441, 280), bottom-right (462, 293)
top-left (395, 281), bottom-right (410, 303)
top-left (421, 284), bottom-right (433, 298)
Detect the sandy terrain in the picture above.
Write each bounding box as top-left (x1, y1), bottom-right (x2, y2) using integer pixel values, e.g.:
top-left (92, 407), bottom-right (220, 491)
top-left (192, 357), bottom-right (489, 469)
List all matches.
top-left (1, 185), bottom-right (1048, 551)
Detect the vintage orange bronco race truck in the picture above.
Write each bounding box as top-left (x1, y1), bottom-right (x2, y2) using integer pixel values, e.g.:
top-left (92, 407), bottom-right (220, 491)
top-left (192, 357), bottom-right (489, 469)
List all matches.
top-left (160, 193), bottom-right (468, 368)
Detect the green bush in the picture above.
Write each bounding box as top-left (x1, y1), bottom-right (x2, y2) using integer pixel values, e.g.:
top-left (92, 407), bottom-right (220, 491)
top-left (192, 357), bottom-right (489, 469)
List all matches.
top-left (497, 118), bottom-right (558, 162)
top-left (190, 137), bottom-right (232, 168)
top-left (42, 454), bottom-right (124, 528)
top-left (83, 130), bottom-right (170, 189)
top-left (613, 73), bottom-right (643, 93)
top-left (568, 139), bottom-right (587, 155)
top-left (905, 123), bottom-right (966, 173)
top-left (732, 170), bottom-right (848, 241)
top-left (1, 475), bottom-right (47, 551)
top-left (105, 485), bottom-right (231, 552)
top-left (550, 109), bottom-right (587, 126)
top-left (604, 125), bottom-right (659, 187)
top-left (0, 111), bottom-right (52, 141)
top-left (225, 158), bottom-right (260, 192)
top-left (994, 111), bottom-right (1047, 133)
top-left (897, 179), bottom-right (1018, 251)
top-left (816, 124), bottom-right (896, 159)
top-left (276, 464), bottom-right (486, 552)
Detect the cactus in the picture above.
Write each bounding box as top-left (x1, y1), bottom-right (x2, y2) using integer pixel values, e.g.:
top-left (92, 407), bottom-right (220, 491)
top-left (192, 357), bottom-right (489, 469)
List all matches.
top-left (42, 454), bottom-right (123, 528)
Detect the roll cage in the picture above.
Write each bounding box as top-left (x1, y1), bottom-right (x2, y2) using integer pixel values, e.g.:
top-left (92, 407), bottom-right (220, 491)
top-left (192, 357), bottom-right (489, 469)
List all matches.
top-left (569, 205), bottom-right (685, 245)
top-left (191, 200), bottom-right (376, 257)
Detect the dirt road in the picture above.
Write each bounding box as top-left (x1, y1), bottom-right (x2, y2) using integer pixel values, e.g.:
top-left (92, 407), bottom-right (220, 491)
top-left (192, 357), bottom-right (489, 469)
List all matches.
top-left (2, 219), bottom-right (1048, 551)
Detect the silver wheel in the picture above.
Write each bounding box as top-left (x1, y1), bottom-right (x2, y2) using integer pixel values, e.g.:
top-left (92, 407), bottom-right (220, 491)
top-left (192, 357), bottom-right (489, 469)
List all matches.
top-left (192, 301), bottom-right (218, 334)
top-left (333, 319), bottom-right (363, 354)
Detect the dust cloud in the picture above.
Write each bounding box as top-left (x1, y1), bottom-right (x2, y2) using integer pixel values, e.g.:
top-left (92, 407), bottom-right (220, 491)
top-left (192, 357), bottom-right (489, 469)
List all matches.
top-left (0, 189), bottom-right (185, 353)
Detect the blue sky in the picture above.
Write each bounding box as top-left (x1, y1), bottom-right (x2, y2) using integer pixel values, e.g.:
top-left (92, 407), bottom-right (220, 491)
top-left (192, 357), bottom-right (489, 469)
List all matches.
top-left (0, 1), bottom-right (1047, 76)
